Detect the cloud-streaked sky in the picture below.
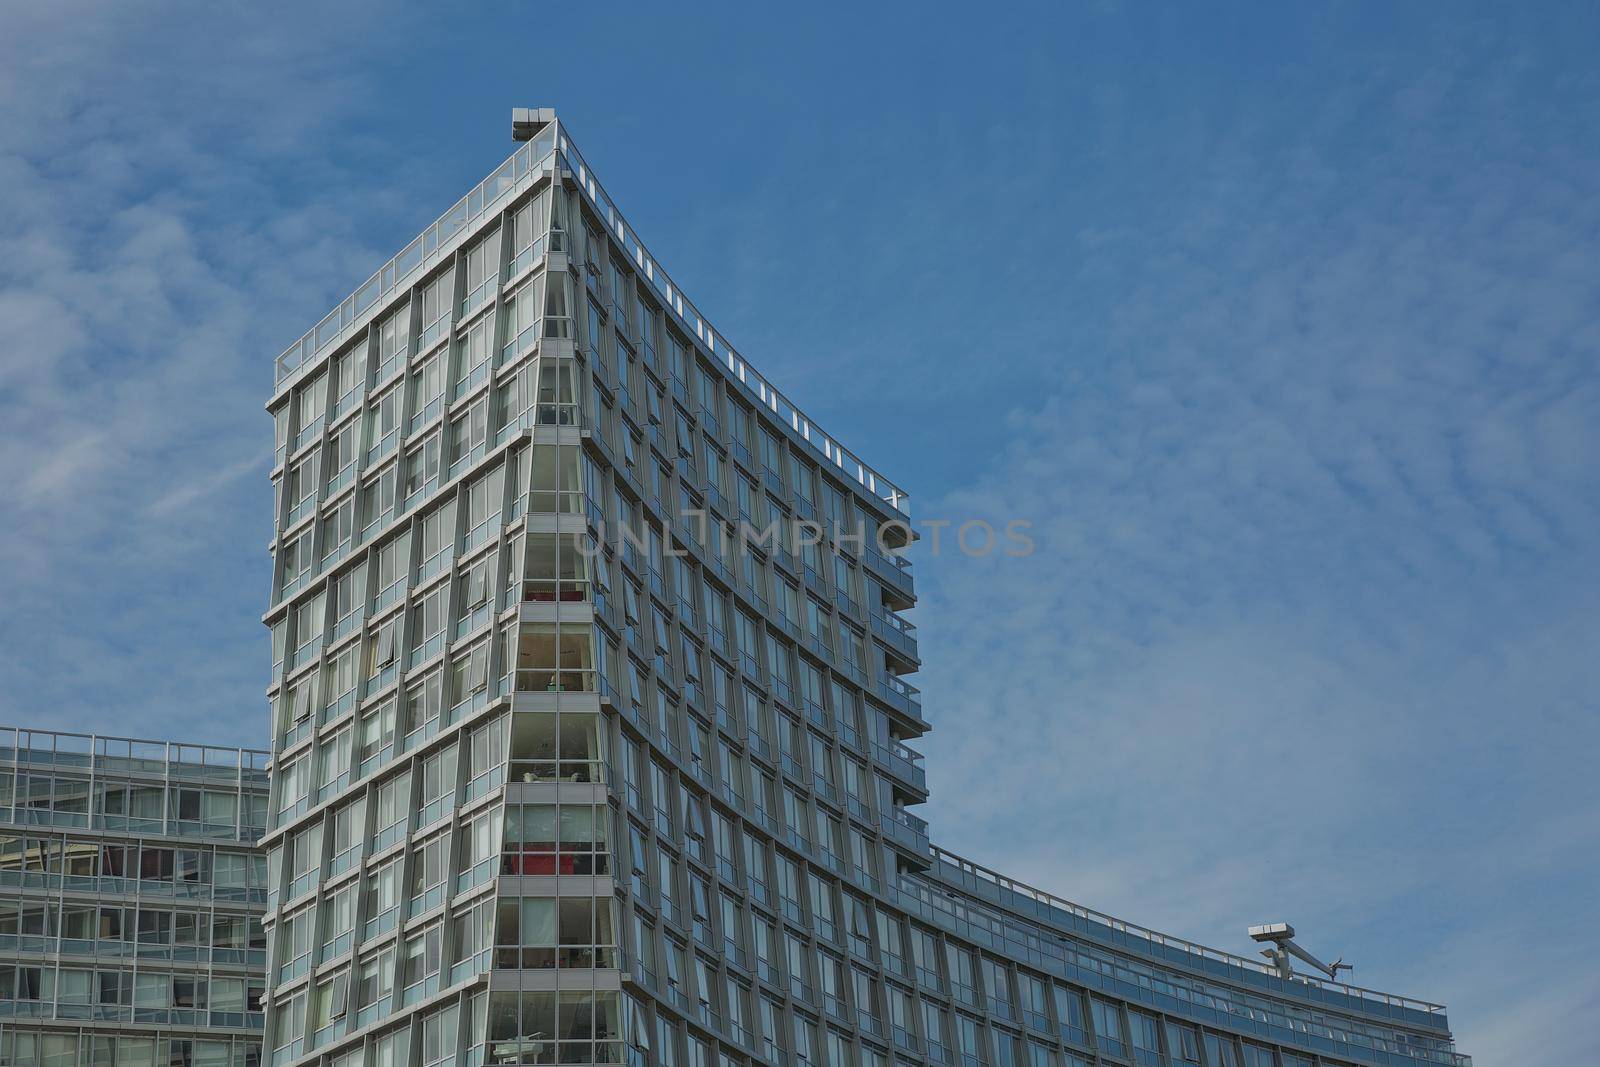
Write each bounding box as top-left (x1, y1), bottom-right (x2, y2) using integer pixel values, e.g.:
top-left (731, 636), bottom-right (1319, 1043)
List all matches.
top-left (2, 4), bottom-right (1595, 1061)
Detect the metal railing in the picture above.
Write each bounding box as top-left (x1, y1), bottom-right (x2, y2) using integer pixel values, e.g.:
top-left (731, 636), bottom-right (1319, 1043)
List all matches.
top-left (871, 608), bottom-right (920, 660)
top-left (556, 123), bottom-right (908, 515)
top-left (0, 726), bottom-right (270, 780)
top-left (927, 844), bottom-right (1449, 1016)
top-left (275, 129), bottom-right (558, 384)
top-left (274, 114), bottom-right (911, 518)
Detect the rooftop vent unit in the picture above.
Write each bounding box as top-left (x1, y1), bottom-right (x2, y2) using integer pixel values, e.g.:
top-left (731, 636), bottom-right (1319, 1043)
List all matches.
top-left (512, 107), bottom-right (556, 141)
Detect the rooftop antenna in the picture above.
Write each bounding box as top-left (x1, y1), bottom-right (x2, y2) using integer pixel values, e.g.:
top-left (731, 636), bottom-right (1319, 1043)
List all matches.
top-left (1249, 923), bottom-right (1352, 983)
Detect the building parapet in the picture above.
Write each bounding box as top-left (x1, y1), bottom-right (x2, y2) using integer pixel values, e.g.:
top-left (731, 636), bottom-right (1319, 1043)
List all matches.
top-left (930, 844), bottom-right (1450, 1022)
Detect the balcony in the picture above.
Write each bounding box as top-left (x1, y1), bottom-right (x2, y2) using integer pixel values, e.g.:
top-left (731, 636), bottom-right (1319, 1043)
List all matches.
top-left (865, 548), bottom-right (915, 606)
top-left (873, 673), bottom-right (923, 722)
top-left (874, 739), bottom-right (928, 796)
top-left (870, 608), bottom-right (919, 664)
top-left (886, 809), bottom-right (932, 861)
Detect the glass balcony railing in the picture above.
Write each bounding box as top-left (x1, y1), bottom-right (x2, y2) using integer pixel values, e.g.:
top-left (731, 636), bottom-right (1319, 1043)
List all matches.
top-left (873, 739), bottom-right (928, 793)
top-left (871, 608), bottom-right (919, 664)
top-left (874, 673), bottom-right (924, 721)
top-left (865, 547), bottom-right (915, 598)
top-left (506, 757), bottom-right (606, 786)
top-left (276, 128), bottom-right (557, 384)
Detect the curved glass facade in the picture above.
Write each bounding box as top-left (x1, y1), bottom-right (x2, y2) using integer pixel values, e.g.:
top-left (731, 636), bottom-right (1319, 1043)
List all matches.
top-left (259, 113), bottom-right (1467, 1067)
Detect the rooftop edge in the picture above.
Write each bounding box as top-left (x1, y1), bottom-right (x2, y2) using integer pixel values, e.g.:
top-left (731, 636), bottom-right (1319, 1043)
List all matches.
top-left (930, 844), bottom-right (1450, 1020)
top-left (272, 110), bottom-right (909, 517)
top-left (0, 724), bottom-right (270, 768)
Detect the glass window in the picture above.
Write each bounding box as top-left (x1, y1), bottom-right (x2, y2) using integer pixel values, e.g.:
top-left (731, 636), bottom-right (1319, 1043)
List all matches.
top-left (1091, 998), bottom-right (1125, 1058)
top-left (1166, 1022), bottom-right (1200, 1065)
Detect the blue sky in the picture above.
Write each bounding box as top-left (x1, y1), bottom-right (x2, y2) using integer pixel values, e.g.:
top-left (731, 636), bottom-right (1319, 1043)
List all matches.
top-left (2, 3), bottom-right (1596, 1061)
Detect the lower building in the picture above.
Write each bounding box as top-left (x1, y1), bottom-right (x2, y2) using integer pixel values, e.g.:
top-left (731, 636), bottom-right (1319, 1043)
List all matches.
top-left (0, 727), bottom-right (270, 1067)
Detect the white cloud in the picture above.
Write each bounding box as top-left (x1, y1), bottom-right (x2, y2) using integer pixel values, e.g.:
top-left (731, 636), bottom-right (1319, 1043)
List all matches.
top-left (0, 4), bottom-right (401, 743)
top-left (0, 8), bottom-right (1591, 1063)
top-left (911, 51), bottom-right (1600, 1065)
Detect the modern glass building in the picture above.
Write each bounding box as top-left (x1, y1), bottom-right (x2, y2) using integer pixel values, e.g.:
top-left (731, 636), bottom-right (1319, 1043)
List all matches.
top-left (260, 110), bottom-right (1469, 1067)
top-left (0, 727), bottom-right (270, 1067)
